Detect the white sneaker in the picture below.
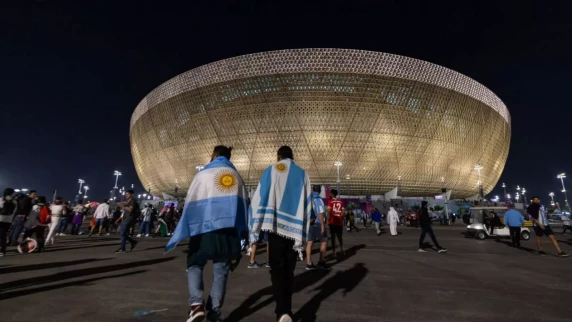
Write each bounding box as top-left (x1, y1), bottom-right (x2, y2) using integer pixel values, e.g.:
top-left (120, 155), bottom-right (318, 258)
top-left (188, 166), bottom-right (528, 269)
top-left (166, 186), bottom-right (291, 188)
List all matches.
top-left (279, 314), bottom-right (292, 322)
top-left (106, 233), bottom-right (110, 236)
top-left (418, 248), bottom-right (427, 252)
top-left (145, 234), bottom-right (149, 237)
top-left (136, 234), bottom-right (142, 237)
top-left (55, 233), bottom-right (60, 236)
top-left (60, 233), bottom-right (66, 236)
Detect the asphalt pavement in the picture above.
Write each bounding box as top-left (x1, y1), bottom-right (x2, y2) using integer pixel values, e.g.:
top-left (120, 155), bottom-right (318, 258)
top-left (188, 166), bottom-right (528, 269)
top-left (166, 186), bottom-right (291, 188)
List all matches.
top-left (1, 223), bottom-right (572, 322)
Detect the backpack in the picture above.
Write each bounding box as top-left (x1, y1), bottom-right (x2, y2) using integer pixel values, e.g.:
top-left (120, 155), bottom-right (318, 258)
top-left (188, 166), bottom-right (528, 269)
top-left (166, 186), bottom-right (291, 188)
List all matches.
top-left (39, 206), bottom-right (51, 224)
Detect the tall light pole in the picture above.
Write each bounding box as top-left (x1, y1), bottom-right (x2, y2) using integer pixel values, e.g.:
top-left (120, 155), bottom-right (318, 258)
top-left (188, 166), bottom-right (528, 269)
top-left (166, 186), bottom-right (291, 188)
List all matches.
top-left (113, 171), bottom-right (122, 189)
top-left (334, 161), bottom-right (342, 192)
top-left (549, 192), bottom-right (555, 206)
top-left (83, 186), bottom-right (89, 199)
top-left (78, 179), bottom-right (85, 194)
top-left (502, 182), bottom-right (507, 203)
top-left (474, 164), bottom-right (484, 199)
top-left (557, 173), bottom-right (570, 211)
top-left (521, 188), bottom-right (526, 206)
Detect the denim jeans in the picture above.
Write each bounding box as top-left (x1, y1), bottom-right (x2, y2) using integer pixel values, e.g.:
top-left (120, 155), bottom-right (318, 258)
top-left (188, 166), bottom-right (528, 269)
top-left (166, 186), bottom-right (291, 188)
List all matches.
top-left (187, 259), bottom-right (231, 320)
top-left (120, 219), bottom-right (136, 250)
top-left (71, 224), bottom-right (82, 235)
top-left (9, 215), bottom-right (25, 246)
top-left (140, 221), bottom-right (150, 235)
top-left (58, 217), bottom-right (69, 233)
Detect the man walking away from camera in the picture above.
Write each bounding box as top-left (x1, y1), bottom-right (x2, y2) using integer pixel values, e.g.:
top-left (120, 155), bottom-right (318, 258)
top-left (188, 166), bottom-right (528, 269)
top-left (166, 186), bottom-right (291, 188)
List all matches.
top-left (504, 204), bottom-right (524, 248)
top-left (249, 146), bottom-right (311, 322)
top-left (166, 146), bottom-right (247, 322)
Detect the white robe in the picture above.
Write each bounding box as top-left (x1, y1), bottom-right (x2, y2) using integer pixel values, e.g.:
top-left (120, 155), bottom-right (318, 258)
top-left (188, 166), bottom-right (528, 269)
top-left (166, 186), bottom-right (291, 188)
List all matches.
top-left (388, 207), bottom-right (399, 236)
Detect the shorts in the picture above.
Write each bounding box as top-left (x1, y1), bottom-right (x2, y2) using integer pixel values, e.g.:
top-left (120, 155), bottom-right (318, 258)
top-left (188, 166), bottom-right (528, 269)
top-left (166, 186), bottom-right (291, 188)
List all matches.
top-left (533, 225), bottom-right (554, 237)
top-left (94, 218), bottom-right (106, 227)
top-left (308, 224), bottom-right (327, 243)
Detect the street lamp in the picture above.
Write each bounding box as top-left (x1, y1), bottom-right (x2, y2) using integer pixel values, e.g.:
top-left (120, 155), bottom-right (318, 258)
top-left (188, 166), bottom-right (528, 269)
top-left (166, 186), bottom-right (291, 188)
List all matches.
top-left (557, 173), bottom-right (569, 211)
top-left (21, 188), bottom-right (29, 193)
top-left (521, 188), bottom-right (526, 205)
top-left (113, 171), bottom-right (122, 189)
top-left (196, 164), bottom-right (204, 171)
top-left (334, 161), bottom-right (342, 191)
top-left (502, 182), bottom-right (507, 202)
top-left (83, 186), bottom-right (89, 198)
top-left (78, 179), bottom-right (85, 194)
top-left (549, 192), bottom-right (555, 206)
top-left (474, 164), bottom-right (484, 199)
top-left (143, 194), bottom-right (147, 198)
top-left (14, 189), bottom-right (21, 192)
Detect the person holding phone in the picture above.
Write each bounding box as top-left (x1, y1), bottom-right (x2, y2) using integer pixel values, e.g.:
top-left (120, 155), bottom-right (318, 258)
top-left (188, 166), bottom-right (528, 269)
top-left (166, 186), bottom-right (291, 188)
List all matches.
top-left (305, 185), bottom-right (328, 270)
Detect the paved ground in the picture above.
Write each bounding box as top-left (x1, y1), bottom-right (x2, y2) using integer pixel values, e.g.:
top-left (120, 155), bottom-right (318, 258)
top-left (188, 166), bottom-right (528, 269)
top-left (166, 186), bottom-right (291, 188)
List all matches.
top-left (1, 223), bottom-right (572, 322)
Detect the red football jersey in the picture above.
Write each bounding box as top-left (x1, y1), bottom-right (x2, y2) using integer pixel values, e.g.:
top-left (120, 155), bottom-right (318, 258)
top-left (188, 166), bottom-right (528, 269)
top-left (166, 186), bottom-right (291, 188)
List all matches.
top-left (327, 198), bottom-right (344, 226)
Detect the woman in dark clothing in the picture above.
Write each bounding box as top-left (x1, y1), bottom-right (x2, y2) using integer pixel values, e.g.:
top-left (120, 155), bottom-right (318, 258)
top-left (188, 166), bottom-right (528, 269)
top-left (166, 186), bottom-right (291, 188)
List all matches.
top-left (166, 203), bottom-right (176, 236)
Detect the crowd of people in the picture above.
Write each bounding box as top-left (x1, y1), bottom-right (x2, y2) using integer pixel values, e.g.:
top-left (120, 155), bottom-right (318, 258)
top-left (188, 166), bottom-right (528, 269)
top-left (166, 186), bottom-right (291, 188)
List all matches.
top-left (0, 188), bottom-right (184, 256)
top-left (2, 145), bottom-right (570, 322)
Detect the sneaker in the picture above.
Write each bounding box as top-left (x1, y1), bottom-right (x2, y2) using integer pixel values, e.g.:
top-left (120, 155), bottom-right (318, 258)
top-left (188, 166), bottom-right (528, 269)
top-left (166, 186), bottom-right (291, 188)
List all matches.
top-left (60, 233), bottom-right (66, 236)
top-left (306, 263), bottom-right (317, 270)
top-left (114, 249), bottom-right (125, 253)
top-left (278, 314), bottom-right (293, 322)
top-left (145, 234), bottom-right (149, 237)
top-left (263, 262), bottom-right (271, 268)
top-left (106, 233), bottom-right (111, 236)
top-left (247, 262), bottom-right (260, 268)
top-left (187, 304), bottom-right (205, 322)
top-left (558, 252), bottom-right (570, 258)
top-left (136, 234), bottom-right (142, 237)
top-left (418, 248), bottom-right (427, 253)
top-left (0, 252), bottom-right (5, 257)
top-left (98, 233), bottom-right (102, 236)
top-left (438, 248), bottom-right (448, 253)
top-left (316, 261), bottom-right (328, 270)
top-left (539, 250), bottom-right (547, 256)
top-left (130, 240), bottom-right (138, 251)
top-left (55, 233), bottom-right (60, 236)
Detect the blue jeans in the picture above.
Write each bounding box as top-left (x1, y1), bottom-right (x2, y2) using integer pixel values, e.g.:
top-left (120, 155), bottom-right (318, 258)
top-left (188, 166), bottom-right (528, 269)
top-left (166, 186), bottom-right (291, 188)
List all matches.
top-left (140, 221), bottom-right (150, 235)
top-left (9, 215), bottom-right (25, 246)
top-left (187, 259), bottom-right (231, 320)
top-left (120, 219), bottom-right (136, 251)
top-left (58, 217), bottom-right (69, 233)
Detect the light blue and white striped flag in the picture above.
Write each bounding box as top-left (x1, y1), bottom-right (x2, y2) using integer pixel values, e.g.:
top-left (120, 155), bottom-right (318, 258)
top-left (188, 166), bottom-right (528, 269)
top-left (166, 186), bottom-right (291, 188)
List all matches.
top-left (249, 158), bottom-right (311, 249)
top-left (165, 156), bottom-right (248, 253)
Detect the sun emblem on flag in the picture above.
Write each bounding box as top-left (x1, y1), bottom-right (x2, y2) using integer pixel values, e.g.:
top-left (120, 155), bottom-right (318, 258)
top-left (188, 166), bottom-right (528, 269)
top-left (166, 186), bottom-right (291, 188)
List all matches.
top-left (276, 163), bottom-right (287, 172)
top-left (214, 170), bottom-right (238, 194)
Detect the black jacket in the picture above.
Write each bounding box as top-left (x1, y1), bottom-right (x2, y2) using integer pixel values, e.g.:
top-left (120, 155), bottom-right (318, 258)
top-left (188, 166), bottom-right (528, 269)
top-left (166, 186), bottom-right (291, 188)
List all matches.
top-left (17, 196), bottom-right (33, 217)
top-left (419, 206), bottom-right (431, 227)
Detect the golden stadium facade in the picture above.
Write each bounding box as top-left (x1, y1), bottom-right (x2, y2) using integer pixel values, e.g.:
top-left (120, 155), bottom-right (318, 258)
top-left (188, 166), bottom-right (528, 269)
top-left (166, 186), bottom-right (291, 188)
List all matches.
top-left (130, 49), bottom-right (510, 199)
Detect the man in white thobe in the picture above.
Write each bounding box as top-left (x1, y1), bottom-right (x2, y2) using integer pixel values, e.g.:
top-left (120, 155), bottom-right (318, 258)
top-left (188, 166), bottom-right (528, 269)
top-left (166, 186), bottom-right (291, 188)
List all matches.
top-left (388, 207), bottom-right (399, 236)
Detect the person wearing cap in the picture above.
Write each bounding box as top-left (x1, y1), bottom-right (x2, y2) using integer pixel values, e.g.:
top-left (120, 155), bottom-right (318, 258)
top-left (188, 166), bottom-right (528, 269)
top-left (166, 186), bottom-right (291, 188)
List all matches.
top-left (305, 185), bottom-right (328, 270)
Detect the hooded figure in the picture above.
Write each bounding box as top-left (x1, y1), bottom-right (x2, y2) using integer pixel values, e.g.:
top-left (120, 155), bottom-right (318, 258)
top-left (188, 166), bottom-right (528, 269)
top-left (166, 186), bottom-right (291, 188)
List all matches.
top-left (388, 207), bottom-right (399, 236)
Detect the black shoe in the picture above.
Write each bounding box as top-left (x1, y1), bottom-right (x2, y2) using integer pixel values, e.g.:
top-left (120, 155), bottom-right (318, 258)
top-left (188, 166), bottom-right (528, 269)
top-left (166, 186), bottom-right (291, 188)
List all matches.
top-left (306, 263), bottom-right (317, 270)
top-left (538, 250), bottom-right (547, 256)
top-left (316, 261), bottom-right (329, 270)
top-left (130, 240), bottom-right (138, 251)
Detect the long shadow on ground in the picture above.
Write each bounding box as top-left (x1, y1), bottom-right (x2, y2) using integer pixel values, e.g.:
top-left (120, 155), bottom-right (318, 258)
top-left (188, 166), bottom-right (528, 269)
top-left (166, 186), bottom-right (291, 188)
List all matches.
top-left (225, 244), bottom-right (366, 322)
top-left (0, 258), bottom-right (113, 274)
top-left (294, 263), bottom-right (369, 322)
top-left (0, 270), bottom-right (146, 300)
top-left (0, 257), bottom-right (175, 292)
top-left (494, 240), bottom-right (536, 253)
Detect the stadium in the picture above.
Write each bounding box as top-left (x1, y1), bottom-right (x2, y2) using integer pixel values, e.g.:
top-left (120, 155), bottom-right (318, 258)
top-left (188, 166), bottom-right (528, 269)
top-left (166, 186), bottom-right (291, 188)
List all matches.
top-left (130, 49), bottom-right (510, 199)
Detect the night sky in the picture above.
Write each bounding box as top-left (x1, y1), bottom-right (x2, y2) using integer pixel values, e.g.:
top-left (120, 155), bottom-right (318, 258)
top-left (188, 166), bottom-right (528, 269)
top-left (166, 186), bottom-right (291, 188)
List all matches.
top-left (1, 1), bottom-right (571, 204)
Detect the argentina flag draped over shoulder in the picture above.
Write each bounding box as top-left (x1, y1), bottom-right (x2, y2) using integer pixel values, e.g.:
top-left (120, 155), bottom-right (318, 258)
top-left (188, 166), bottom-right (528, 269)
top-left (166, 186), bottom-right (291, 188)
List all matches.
top-left (165, 156), bottom-right (248, 253)
top-left (249, 158), bottom-right (312, 249)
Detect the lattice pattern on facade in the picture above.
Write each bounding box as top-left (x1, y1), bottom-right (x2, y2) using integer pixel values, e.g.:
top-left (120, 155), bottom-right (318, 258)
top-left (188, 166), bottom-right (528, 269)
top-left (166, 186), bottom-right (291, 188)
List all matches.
top-left (130, 49), bottom-right (511, 199)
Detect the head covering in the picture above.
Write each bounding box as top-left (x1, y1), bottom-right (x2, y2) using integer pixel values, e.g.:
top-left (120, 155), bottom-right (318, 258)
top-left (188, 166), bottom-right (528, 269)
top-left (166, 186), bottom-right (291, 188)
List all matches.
top-left (421, 201), bottom-right (428, 207)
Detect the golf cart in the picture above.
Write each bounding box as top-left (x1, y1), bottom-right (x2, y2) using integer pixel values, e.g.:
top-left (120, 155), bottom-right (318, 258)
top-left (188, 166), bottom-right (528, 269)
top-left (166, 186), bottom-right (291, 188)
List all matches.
top-left (465, 206), bottom-right (531, 241)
